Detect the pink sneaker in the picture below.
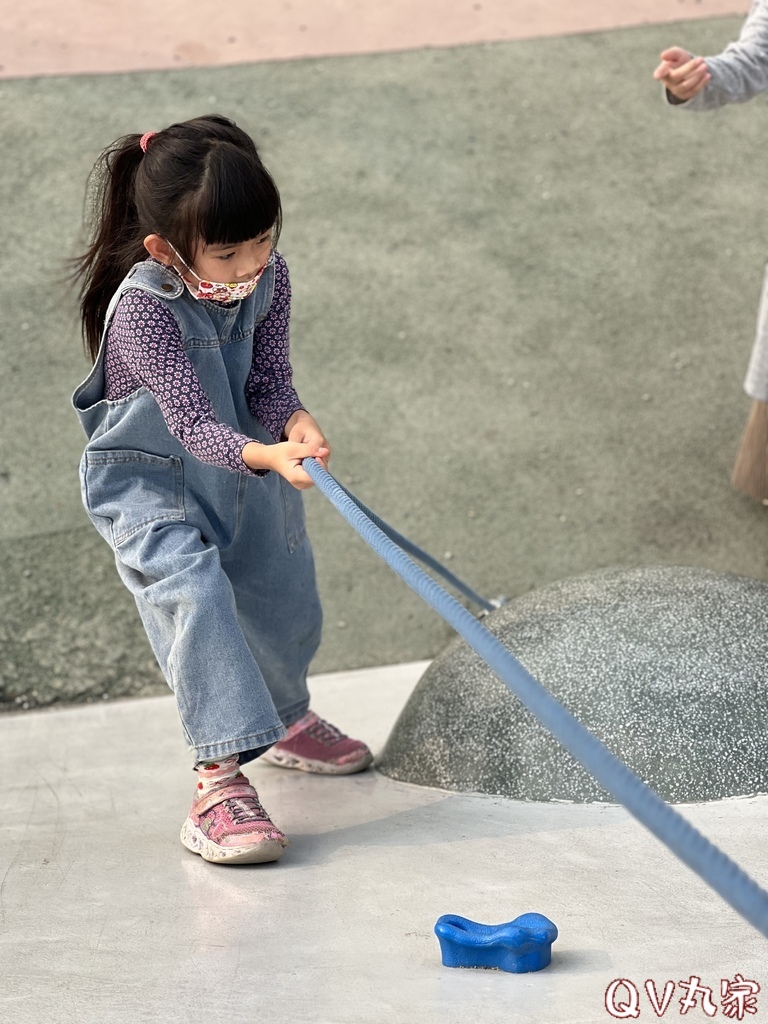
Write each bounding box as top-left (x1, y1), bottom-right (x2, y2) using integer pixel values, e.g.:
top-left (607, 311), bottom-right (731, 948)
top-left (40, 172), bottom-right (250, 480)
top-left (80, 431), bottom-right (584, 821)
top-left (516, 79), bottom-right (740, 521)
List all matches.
top-left (261, 711), bottom-right (373, 775)
top-left (180, 780), bottom-right (289, 864)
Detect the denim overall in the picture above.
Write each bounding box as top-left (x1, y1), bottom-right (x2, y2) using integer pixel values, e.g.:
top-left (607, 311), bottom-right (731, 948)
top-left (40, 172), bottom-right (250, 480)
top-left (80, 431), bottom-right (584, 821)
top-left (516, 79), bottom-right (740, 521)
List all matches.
top-left (72, 259), bottom-right (323, 764)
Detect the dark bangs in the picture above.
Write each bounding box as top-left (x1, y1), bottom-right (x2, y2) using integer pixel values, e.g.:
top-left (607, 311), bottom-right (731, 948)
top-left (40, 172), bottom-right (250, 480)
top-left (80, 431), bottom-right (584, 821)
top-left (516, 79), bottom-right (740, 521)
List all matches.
top-left (173, 141), bottom-right (282, 264)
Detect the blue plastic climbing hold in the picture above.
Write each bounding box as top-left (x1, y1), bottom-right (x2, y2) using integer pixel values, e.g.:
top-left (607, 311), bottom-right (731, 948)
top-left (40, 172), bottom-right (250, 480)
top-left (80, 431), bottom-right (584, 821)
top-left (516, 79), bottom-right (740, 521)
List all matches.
top-left (434, 913), bottom-right (558, 973)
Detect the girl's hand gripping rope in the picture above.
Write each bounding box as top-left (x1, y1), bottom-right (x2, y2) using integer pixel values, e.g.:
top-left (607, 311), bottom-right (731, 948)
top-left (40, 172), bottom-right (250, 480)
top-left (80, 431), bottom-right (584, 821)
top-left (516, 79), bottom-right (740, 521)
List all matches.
top-left (283, 410), bottom-right (331, 472)
top-left (242, 439), bottom-right (330, 489)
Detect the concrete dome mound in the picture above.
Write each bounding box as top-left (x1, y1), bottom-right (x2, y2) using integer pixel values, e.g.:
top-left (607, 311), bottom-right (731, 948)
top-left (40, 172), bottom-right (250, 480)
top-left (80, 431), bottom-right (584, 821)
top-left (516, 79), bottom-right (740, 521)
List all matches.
top-left (377, 566), bottom-right (768, 803)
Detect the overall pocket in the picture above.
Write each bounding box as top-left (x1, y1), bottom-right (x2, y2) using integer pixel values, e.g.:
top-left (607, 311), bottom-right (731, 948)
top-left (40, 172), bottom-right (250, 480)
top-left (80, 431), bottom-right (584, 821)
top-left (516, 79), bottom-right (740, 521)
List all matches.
top-left (83, 450), bottom-right (185, 547)
top-left (279, 476), bottom-right (307, 554)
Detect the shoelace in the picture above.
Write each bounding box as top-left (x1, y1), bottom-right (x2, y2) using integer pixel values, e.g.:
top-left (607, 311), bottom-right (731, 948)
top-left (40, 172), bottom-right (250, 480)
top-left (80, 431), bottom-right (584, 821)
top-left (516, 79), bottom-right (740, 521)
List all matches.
top-left (304, 715), bottom-right (346, 746)
top-left (224, 795), bottom-right (271, 825)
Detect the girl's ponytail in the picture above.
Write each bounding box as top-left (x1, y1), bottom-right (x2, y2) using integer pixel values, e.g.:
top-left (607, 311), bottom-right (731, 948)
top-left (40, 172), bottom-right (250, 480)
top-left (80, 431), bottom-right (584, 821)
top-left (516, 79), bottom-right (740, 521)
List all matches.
top-left (72, 135), bottom-right (148, 362)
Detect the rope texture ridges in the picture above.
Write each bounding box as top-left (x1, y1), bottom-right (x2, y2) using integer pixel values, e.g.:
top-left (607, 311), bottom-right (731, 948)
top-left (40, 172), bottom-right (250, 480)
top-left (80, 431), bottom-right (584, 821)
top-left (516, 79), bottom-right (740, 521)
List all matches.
top-left (334, 481), bottom-right (495, 612)
top-left (303, 458), bottom-right (768, 939)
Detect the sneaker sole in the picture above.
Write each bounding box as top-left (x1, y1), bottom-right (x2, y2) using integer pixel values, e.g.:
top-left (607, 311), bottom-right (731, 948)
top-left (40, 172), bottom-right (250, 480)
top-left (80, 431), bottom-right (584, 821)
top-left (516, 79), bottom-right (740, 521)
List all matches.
top-left (261, 748), bottom-right (374, 775)
top-left (180, 818), bottom-right (287, 864)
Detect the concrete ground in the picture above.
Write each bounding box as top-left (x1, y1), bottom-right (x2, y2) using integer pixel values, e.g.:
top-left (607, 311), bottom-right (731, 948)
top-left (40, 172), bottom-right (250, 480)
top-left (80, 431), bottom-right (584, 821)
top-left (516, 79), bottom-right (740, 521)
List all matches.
top-left (4, 661), bottom-right (768, 1024)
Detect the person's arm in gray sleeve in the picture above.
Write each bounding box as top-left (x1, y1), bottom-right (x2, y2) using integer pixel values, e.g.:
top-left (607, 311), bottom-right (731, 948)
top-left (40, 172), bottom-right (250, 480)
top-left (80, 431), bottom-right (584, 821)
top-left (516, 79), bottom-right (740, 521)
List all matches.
top-left (655, 0), bottom-right (768, 110)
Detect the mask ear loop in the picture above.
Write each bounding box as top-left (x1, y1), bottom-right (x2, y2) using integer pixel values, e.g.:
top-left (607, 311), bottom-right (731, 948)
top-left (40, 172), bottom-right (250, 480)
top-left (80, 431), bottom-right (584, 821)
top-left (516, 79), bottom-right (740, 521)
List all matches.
top-left (164, 240), bottom-right (199, 283)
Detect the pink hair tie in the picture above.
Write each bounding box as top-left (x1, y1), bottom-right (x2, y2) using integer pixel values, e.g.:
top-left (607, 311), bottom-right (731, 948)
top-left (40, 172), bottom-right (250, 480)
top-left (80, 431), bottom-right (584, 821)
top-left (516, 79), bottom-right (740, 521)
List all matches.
top-left (139, 131), bottom-right (158, 153)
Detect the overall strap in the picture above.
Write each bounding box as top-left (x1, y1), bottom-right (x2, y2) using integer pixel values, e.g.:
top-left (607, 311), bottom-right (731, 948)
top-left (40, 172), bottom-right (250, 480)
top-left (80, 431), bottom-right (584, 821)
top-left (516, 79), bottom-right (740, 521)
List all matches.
top-left (73, 261), bottom-right (185, 417)
top-left (96, 261), bottom-right (185, 358)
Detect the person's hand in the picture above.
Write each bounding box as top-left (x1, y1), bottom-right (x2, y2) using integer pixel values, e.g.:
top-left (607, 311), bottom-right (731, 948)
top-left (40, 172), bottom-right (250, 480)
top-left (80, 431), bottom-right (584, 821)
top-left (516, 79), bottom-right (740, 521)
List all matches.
top-left (242, 439), bottom-right (330, 489)
top-left (267, 440), bottom-right (330, 489)
top-left (283, 410), bottom-right (331, 471)
top-left (653, 47), bottom-right (711, 101)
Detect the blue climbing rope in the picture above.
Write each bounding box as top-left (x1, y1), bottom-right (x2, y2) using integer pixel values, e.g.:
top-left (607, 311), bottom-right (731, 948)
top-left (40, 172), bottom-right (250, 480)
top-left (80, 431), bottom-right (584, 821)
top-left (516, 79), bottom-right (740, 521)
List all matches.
top-left (304, 457), bottom-right (768, 939)
top-left (332, 479), bottom-right (499, 612)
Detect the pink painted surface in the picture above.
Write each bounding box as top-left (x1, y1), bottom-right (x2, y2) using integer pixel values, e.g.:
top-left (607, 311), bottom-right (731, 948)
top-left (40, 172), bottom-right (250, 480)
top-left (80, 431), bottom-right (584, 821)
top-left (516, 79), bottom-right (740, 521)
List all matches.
top-left (2, 0), bottom-right (750, 79)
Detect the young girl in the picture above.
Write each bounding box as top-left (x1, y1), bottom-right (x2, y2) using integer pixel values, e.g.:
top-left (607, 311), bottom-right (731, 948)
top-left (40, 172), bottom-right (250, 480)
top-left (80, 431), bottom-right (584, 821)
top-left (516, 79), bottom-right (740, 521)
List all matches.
top-left (72, 114), bottom-right (372, 866)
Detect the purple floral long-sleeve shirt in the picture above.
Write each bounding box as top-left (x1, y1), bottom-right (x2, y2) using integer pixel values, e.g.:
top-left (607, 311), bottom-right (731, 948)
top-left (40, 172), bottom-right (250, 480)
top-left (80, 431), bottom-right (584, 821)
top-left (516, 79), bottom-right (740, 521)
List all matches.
top-left (103, 252), bottom-right (303, 474)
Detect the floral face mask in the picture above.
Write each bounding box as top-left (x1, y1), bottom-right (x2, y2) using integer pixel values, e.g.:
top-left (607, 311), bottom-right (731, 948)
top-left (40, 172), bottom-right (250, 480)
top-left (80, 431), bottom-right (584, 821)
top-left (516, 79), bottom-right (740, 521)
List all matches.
top-left (167, 243), bottom-right (273, 302)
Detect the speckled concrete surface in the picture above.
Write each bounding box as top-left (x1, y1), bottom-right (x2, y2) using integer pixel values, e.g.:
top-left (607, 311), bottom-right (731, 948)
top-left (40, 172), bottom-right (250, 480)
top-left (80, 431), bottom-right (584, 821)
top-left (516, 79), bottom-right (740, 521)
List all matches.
top-left (378, 566), bottom-right (768, 802)
top-left (3, 18), bottom-right (768, 709)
